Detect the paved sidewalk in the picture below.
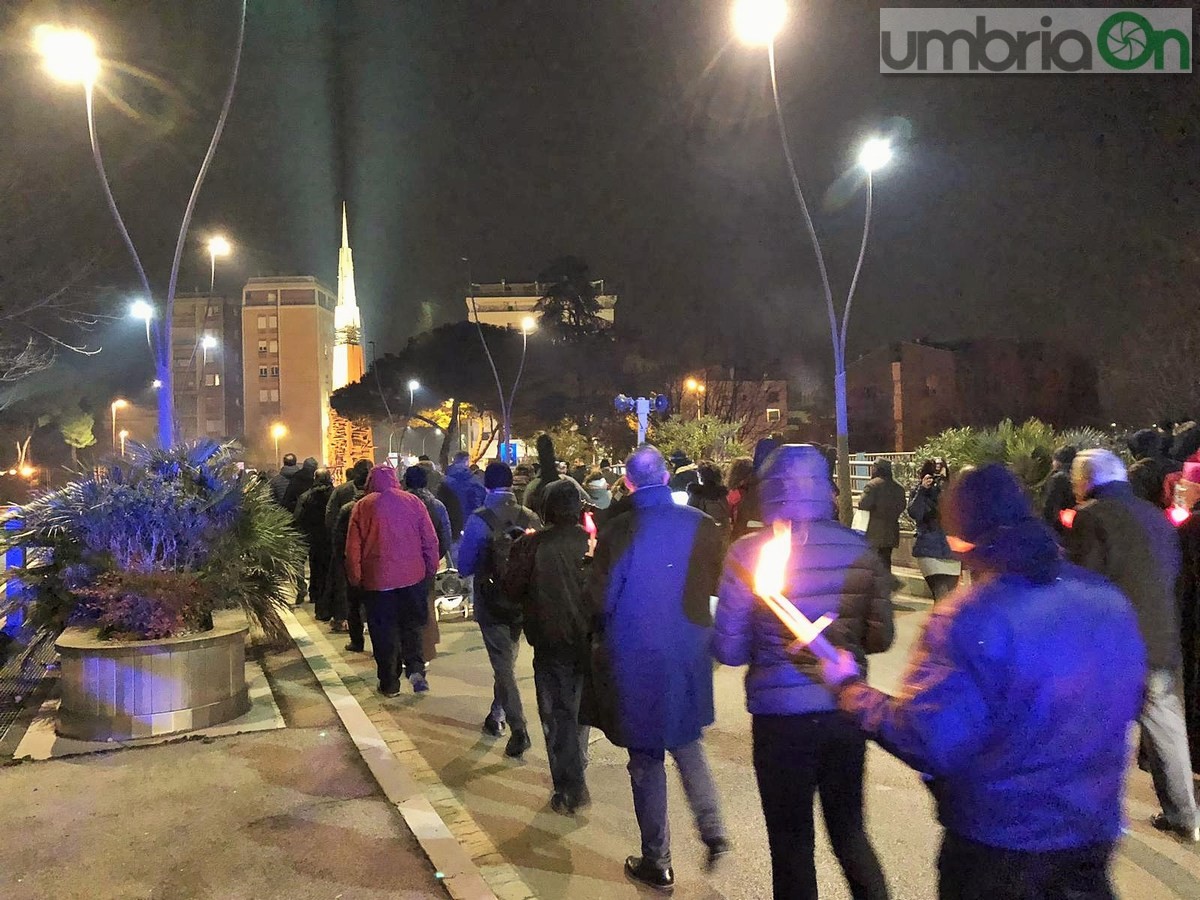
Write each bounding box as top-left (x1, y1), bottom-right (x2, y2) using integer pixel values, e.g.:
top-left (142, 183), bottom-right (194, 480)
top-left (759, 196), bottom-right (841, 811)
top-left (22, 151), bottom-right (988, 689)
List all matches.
top-left (293, 603), bottom-right (1200, 899)
top-left (0, 642), bottom-right (447, 900)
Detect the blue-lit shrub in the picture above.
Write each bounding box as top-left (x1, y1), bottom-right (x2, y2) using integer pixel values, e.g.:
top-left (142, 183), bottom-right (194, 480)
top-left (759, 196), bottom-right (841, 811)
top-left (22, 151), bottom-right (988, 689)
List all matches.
top-left (2, 441), bottom-right (304, 641)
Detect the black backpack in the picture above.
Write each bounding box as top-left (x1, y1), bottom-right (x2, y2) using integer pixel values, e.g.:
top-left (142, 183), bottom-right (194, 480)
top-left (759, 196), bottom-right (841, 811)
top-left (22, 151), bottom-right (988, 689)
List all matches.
top-left (478, 507), bottom-right (536, 622)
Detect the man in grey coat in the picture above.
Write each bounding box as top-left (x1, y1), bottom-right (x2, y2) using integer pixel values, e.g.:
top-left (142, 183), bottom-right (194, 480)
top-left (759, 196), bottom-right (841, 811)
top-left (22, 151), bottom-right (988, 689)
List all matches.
top-left (857, 459), bottom-right (907, 569)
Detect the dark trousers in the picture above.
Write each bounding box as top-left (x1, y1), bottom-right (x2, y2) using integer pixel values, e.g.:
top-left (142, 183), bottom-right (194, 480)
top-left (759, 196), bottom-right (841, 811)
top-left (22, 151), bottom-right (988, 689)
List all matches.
top-left (752, 712), bottom-right (889, 900)
top-left (925, 574), bottom-right (959, 602)
top-left (479, 621), bottom-right (526, 730)
top-left (363, 584), bottom-right (428, 691)
top-left (533, 647), bottom-right (589, 801)
top-left (346, 585), bottom-right (366, 648)
top-left (875, 546), bottom-right (893, 569)
top-left (938, 832), bottom-right (1115, 900)
top-left (309, 542), bottom-right (331, 617)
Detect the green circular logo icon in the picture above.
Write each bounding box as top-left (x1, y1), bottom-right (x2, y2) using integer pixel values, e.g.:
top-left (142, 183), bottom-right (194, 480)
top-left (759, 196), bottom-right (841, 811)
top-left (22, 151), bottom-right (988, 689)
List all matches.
top-left (1098, 11), bottom-right (1156, 70)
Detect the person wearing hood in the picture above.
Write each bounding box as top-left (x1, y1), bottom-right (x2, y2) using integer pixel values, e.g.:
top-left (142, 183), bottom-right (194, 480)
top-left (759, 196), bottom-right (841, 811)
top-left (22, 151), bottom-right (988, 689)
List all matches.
top-left (282, 456), bottom-right (319, 512)
top-left (269, 453), bottom-right (300, 508)
top-left (443, 451), bottom-right (487, 539)
top-left (857, 460), bottom-right (907, 570)
top-left (1040, 445), bottom-right (1077, 539)
top-left (1128, 428), bottom-right (1180, 509)
top-left (346, 466), bottom-right (441, 696)
top-left (667, 450), bottom-right (700, 493)
top-left (503, 480), bottom-right (594, 814)
top-left (416, 455), bottom-right (445, 498)
top-left (584, 445), bottom-right (730, 892)
top-left (458, 462), bottom-right (543, 756)
top-left (811, 464), bottom-right (1147, 898)
top-left (294, 468), bottom-right (335, 618)
top-left (1066, 449), bottom-right (1196, 842)
top-left (687, 462), bottom-right (731, 535)
top-left (715, 444), bottom-right (893, 900)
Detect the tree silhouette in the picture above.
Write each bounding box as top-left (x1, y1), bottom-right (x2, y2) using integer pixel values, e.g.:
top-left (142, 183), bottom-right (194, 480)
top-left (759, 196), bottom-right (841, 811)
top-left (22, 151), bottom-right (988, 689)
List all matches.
top-left (534, 256), bottom-right (605, 340)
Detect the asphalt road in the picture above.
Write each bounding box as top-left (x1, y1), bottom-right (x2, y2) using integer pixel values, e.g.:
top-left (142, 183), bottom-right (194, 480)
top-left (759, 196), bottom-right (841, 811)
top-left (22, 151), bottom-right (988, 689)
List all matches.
top-left (357, 599), bottom-right (1200, 899)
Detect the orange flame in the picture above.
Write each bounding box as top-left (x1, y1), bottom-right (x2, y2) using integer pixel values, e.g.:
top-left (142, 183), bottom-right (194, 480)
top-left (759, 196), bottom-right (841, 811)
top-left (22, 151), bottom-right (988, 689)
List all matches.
top-left (754, 521), bottom-right (792, 600)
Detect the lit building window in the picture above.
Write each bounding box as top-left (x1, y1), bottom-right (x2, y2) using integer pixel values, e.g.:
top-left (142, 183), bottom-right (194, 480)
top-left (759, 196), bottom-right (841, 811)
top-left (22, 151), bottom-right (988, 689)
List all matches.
top-left (205, 374), bottom-right (221, 387)
top-left (259, 366), bottom-right (268, 378)
top-left (257, 316), bottom-right (267, 330)
top-left (269, 340), bottom-right (278, 353)
top-left (267, 315), bottom-right (278, 328)
top-left (766, 408), bottom-right (781, 423)
top-left (269, 389), bottom-right (279, 401)
top-left (258, 389), bottom-right (269, 402)
top-left (270, 365), bottom-right (280, 377)
top-left (258, 340), bottom-right (268, 353)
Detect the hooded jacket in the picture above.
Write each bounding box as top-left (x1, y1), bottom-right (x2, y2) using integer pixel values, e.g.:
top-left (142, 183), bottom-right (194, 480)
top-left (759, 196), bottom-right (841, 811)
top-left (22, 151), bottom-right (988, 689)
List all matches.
top-left (443, 461), bottom-right (487, 536)
top-left (345, 467), bottom-right (440, 592)
top-left (1128, 428), bottom-right (1180, 508)
top-left (714, 445), bottom-right (894, 716)
top-left (281, 457), bottom-right (318, 513)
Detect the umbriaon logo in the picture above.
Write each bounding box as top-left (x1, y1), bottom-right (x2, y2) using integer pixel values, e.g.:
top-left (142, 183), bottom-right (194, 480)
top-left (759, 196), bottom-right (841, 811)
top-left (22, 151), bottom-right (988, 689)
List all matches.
top-left (880, 8), bottom-right (1192, 74)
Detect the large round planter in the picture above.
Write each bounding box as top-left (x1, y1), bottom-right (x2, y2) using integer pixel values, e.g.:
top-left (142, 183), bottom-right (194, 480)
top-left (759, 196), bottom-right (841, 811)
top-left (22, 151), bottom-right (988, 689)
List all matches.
top-left (54, 610), bottom-right (250, 741)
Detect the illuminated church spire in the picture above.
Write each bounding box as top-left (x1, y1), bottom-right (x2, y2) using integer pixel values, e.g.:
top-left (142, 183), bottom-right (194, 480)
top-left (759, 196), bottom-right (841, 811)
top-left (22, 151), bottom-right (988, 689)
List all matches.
top-left (333, 202), bottom-right (364, 389)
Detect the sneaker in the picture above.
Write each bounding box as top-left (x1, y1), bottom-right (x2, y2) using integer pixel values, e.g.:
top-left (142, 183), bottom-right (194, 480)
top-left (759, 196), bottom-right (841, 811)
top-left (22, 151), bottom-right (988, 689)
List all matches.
top-left (1150, 813), bottom-right (1200, 843)
top-left (344, 642), bottom-right (365, 653)
top-left (379, 684), bottom-right (401, 698)
top-left (505, 728), bottom-right (532, 758)
top-left (409, 672), bottom-right (429, 693)
top-left (624, 856), bottom-right (674, 894)
top-left (481, 713), bottom-right (507, 737)
top-left (704, 837), bottom-right (732, 872)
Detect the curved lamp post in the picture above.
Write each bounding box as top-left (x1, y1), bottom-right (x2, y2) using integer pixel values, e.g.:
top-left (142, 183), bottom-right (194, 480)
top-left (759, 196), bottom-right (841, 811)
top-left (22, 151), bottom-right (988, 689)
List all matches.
top-left (207, 235), bottom-right (232, 293)
top-left (733, 0), bottom-right (892, 523)
top-left (35, 5), bottom-right (247, 449)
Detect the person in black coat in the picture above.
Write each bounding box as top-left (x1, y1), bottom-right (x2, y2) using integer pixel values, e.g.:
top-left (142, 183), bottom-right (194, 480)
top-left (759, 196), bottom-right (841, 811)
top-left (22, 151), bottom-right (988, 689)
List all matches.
top-left (1176, 465), bottom-right (1200, 773)
top-left (269, 453), bottom-right (300, 507)
top-left (504, 481), bottom-right (593, 814)
top-left (908, 460), bottom-right (960, 601)
top-left (294, 468), bottom-right (334, 617)
top-left (857, 460), bottom-right (907, 569)
top-left (1128, 429), bottom-right (1180, 509)
top-left (282, 456), bottom-right (318, 512)
top-left (1066, 449), bottom-right (1197, 842)
top-left (1041, 445), bottom-right (1077, 538)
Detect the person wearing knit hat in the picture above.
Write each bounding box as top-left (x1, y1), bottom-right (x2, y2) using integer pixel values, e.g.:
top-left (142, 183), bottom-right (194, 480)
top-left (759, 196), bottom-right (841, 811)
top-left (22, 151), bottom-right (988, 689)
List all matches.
top-left (458, 459), bottom-right (542, 756)
top-left (808, 464), bottom-right (1147, 896)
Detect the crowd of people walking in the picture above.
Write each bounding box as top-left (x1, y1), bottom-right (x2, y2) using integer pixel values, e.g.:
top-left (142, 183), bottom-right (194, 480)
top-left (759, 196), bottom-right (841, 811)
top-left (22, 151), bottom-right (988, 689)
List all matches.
top-left (262, 424), bottom-right (1200, 899)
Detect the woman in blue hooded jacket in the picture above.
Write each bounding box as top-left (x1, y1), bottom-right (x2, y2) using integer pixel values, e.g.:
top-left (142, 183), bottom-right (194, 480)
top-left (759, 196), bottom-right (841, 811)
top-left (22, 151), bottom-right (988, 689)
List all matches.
top-left (714, 444), bottom-right (894, 900)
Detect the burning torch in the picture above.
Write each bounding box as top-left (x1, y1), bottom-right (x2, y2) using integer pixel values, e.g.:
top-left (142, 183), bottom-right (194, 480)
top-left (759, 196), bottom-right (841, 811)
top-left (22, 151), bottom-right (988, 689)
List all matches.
top-left (753, 521), bottom-right (841, 664)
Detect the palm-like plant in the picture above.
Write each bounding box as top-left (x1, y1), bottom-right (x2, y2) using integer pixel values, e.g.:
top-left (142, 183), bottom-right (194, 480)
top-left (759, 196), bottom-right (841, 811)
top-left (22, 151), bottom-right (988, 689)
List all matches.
top-left (2, 440), bottom-right (304, 641)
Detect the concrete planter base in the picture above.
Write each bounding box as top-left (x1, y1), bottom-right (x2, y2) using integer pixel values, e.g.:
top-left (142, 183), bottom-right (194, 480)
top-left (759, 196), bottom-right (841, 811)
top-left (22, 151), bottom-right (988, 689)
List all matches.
top-left (55, 610), bottom-right (250, 741)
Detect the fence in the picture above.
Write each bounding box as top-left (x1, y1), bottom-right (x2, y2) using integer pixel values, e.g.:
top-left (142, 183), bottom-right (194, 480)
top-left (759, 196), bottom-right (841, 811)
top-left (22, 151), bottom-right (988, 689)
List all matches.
top-left (850, 452), bottom-right (919, 534)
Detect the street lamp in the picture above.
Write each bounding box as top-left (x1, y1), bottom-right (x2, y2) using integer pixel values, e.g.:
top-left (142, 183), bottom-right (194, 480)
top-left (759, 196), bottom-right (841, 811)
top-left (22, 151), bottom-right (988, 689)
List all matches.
top-left (734, 2), bottom-right (891, 524)
top-left (407, 379), bottom-right (420, 406)
top-left (206, 234), bottom-right (232, 292)
top-left (685, 377), bottom-right (707, 420)
top-left (505, 317), bottom-right (538, 446)
top-left (129, 298), bottom-right (154, 349)
top-left (200, 333), bottom-right (218, 364)
top-left (110, 398), bottom-right (128, 453)
top-left (35, 6), bottom-right (248, 451)
top-left (270, 423), bottom-right (287, 460)
top-left (119, 429), bottom-right (129, 457)
top-left (151, 379), bottom-right (163, 389)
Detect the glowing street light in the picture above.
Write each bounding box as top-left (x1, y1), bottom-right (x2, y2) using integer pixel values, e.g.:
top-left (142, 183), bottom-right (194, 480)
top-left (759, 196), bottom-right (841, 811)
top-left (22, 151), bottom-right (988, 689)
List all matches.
top-left (33, 25), bottom-right (99, 86)
top-left (111, 398), bottom-right (128, 453)
top-left (733, 0), bottom-right (895, 525)
top-left (732, 0), bottom-right (787, 47)
top-left (119, 429), bottom-right (130, 457)
top-left (270, 423), bottom-right (287, 460)
top-left (520, 316), bottom-right (537, 335)
top-left (151, 379), bottom-right (163, 389)
top-left (36, 4), bottom-right (249, 450)
top-left (206, 234), bottom-right (232, 292)
top-left (18, 465), bottom-right (36, 479)
top-left (200, 333), bottom-right (218, 365)
top-left (858, 137), bottom-right (893, 173)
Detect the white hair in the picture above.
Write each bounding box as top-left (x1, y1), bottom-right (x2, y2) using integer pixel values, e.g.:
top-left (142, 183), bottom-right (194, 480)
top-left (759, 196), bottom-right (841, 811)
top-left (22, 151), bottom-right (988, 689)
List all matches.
top-left (1072, 449), bottom-right (1128, 496)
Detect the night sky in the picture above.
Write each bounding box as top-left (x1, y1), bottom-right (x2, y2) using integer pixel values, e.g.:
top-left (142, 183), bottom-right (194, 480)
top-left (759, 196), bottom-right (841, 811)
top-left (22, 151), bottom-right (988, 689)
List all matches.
top-left (3, 1), bottom-right (1196, 406)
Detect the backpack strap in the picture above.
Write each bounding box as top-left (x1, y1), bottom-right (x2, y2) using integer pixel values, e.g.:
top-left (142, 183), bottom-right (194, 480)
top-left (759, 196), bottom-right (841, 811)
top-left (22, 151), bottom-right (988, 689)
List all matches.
top-left (480, 507), bottom-right (500, 533)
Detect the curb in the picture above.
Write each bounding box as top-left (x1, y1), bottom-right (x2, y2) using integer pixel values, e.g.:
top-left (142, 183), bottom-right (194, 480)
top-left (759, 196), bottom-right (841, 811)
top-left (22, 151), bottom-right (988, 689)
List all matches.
top-left (281, 608), bottom-right (498, 900)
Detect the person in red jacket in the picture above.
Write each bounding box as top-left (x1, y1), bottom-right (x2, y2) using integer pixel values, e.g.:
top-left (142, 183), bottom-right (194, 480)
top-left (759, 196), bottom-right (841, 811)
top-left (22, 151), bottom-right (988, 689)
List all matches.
top-left (346, 466), bottom-right (441, 696)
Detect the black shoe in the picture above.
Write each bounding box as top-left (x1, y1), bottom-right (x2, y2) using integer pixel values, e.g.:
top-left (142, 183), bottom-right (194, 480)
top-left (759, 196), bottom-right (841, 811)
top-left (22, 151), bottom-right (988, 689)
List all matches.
top-left (550, 793), bottom-right (575, 816)
top-left (505, 728), bottom-right (532, 758)
top-left (1150, 813), bottom-right (1200, 843)
top-left (573, 785), bottom-right (592, 810)
top-left (481, 714), bottom-right (507, 737)
top-left (379, 684), bottom-right (401, 698)
top-left (704, 837), bottom-right (732, 872)
top-left (344, 642), bottom-right (365, 652)
top-left (624, 856), bottom-right (674, 893)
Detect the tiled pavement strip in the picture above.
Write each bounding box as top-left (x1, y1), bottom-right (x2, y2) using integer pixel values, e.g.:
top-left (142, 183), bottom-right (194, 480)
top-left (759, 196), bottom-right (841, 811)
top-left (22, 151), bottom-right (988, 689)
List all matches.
top-left (283, 607), bottom-right (534, 900)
